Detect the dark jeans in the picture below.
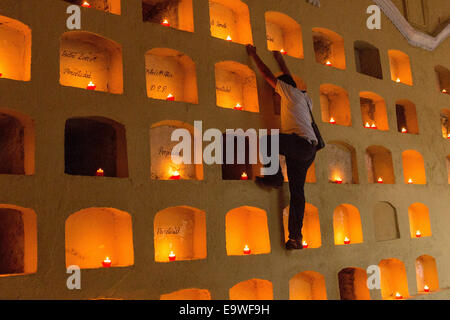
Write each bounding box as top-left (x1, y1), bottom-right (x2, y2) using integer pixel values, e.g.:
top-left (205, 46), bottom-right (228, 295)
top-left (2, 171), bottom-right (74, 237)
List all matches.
top-left (265, 133), bottom-right (316, 241)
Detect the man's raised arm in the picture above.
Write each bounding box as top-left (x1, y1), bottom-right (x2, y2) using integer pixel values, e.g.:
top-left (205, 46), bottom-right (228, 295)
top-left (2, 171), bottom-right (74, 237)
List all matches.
top-left (272, 50), bottom-right (291, 77)
top-left (246, 45), bottom-right (277, 89)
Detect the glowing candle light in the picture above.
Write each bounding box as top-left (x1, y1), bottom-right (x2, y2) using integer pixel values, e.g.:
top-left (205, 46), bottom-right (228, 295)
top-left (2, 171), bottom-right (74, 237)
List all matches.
top-left (371, 123), bottom-right (377, 129)
top-left (408, 178), bottom-right (414, 184)
top-left (329, 117), bottom-right (336, 124)
top-left (424, 285), bottom-right (430, 293)
top-left (302, 241), bottom-right (308, 249)
top-left (226, 35), bottom-right (232, 41)
top-left (0, 73), bottom-right (2, 77)
top-left (241, 172), bottom-right (248, 180)
top-left (87, 81), bottom-right (96, 90)
top-left (280, 49), bottom-right (287, 55)
top-left (396, 78), bottom-right (401, 83)
top-left (447, 133), bottom-right (450, 139)
top-left (166, 93), bottom-right (175, 101)
top-left (344, 237), bottom-right (351, 245)
top-left (365, 122), bottom-right (371, 128)
top-left (401, 127), bottom-right (408, 133)
top-left (377, 177), bottom-right (383, 184)
top-left (416, 230), bottom-right (422, 238)
top-left (334, 176), bottom-right (343, 184)
top-left (169, 251), bottom-right (176, 261)
top-left (395, 292), bottom-right (403, 299)
top-left (243, 245), bottom-right (251, 255)
top-left (234, 103), bottom-right (243, 111)
top-left (96, 168), bottom-right (104, 176)
top-left (81, 1), bottom-right (91, 8)
top-left (161, 19), bottom-right (170, 27)
top-left (442, 89), bottom-right (447, 93)
top-left (325, 60), bottom-right (332, 66)
top-left (170, 170), bottom-right (180, 180)
top-left (102, 257), bottom-right (111, 268)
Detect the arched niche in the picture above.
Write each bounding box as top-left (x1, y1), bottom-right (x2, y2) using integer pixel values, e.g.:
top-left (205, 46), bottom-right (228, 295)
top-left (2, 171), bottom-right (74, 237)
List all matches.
top-left (229, 279), bottom-right (273, 300)
top-left (388, 50), bottom-right (413, 85)
top-left (225, 206), bottom-right (271, 256)
top-left (60, 31), bottom-right (123, 94)
top-left (209, 0), bottom-right (253, 45)
top-left (379, 258), bottom-right (409, 300)
top-left (365, 146), bottom-right (395, 184)
top-left (0, 16), bottom-right (31, 81)
top-left (359, 91), bottom-right (389, 131)
top-left (312, 27), bottom-right (346, 70)
top-left (408, 203), bottom-right (432, 238)
top-left (402, 150), bottom-right (426, 185)
top-left (0, 109), bottom-right (35, 175)
top-left (434, 65), bottom-right (449, 94)
top-left (273, 73), bottom-right (306, 115)
top-left (415, 255), bottom-right (439, 293)
top-left (338, 267), bottom-right (371, 300)
top-left (153, 206), bottom-right (206, 262)
top-left (142, 0), bottom-right (193, 32)
top-left (289, 271), bottom-right (327, 300)
top-left (320, 84), bottom-right (351, 126)
top-left (265, 11), bottom-right (303, 59)
top-left (63, 0), bottom-right (121, 14)
top-left (283, 204), bottom-right (321, 248)
top-left (64, 117), bottom-right (129, 178)
top-left (440, 109), bottom-right (449, 139)
top-left (396, 99), bottom-right (419, 134)
top-left (65, 207), bottom-right (134, 269)
top-left (0, 205), bottom-right (37, 276)
top-left (325, 142), bottom-right (359, 184)
top-left (333, 204), bottom-right (363, 245)
top-left (215, 61), bottom-right (259, 113)
top-left (221, 131), bottom-right (258, 181)
top-left (160, 288), bottom-right (211, 300)
top-left (373, 202), bottom-right (400, 241)
top-left (354, 41), bottom-right (382, 79)
top-left (145, 48), bottom-right (198, 104)
top-left (280, 155), bottom-right (316, 183)
top-left (150, 120), bottom-right (203, 180)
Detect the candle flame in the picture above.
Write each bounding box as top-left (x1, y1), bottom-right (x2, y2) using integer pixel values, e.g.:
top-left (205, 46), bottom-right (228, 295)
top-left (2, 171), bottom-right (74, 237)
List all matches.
top-left (371, 123), bottom-right (377, 128)
top-left (234, 103), bottom-right (243, 110)
top-left (424, 285), bottom-right (430, 291)
top-left (226, 35), bottom-right (232, 41)
top-left (302, 241), bottom-right (308, 248)
top-left (408, 178), bottom-right (413, 184)
top-left (396, 78), bottom-right (401, 83)
top-left (325, 60), bottom-right (332, 66)
top-left (442, 89), bottom-right (447, 93)
top-left (162, 19), bottom-right (170, 26)
top-left (169, 251), bottom-right (175, 257)
top-left (82, 1), bottom-right (91, 8)
top-left (280, 49), bottom-right (286, 54)
top-left (401, 127), bottom-right (407, 133)
top-left (365, 122), bottom-right (371, 128)
top-left (241, 172), bottom-right (248, 179)
top-left (395, 292), bottom-right (402, 299)
top-left (329, 117), bottom-right (336, 124)
top-left (378, 177), bottom-right (383, 183)
top-left (416, 230), bottom-right (421, 237)
top-left (104, 256), bottom-right (111, 262)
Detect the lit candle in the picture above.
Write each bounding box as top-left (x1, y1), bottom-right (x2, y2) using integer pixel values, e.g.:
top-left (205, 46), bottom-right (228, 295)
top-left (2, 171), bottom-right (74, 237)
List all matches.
top-left (87, 81), bottom-right (96, 90)
top-left (102, 257), bottom-right (111, 268)
top-left (424, 285), bottom-right (430, 293)
top-left (371, 123), bottom-right (377, 129)
top-left (81, 1), bottom-right (91, 8)
top-left (396, 78), bottom-right (401, 83)
top-left (408, 178), bottom-right (414, 184)
top-left (226, 35), bottom-right (232, 41)
top-left (365, 122), bottom-right (371, 128)
top-left (241, 172), bottom-right (248, 180)
top-left (0, 73), bottom-right (2, 77)
top-left (170, 170), bottom-right (180, 180)
top-left (416, 230), bottom-right (422, 238)
top-left (169, 251), bottom-right (176, 261)
top-left (377, 177), bottom-right (383, 184)
top-left (161, 19), bottom-right (170, 27)
top-left (96, 168), bottom-right (104, 176)
top-left (329, 117), bottom-right (336, 124)
top-left (234, 103), bottom-right (243, 111)
top-left (280, 49), bottom-right (287, 55)
top-left (243, 244), bottom-right (251, 255)
top-left (325, 60), bottom-right (332, 66)
top-left (395, 292), bottom-right (403, 299)
top-left (334, 177), bottom-right (343, 184)
top-left (302, 241), bottom-right (308, 249)
top-left (166, 93), bottom-right (175, 101)
top-left (447, 133), bottom-right (450, 139)
top-left (401, 127), bottom-right (408, 133)
top-left (442, 89), bottom-right (447, 93)
top-left (344, 237), bottom-right (351, 245)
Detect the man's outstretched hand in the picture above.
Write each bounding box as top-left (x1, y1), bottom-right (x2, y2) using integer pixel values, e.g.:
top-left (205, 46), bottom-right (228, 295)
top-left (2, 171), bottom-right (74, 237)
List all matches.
top-left (246, 44), bottom-right (257, 57)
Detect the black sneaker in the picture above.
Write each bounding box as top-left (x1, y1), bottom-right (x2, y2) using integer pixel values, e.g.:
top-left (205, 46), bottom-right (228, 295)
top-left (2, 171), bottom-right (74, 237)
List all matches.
top-left (255, 176), bottom-right (283, 189)
top-left (285, 238), bottom-right (303, 250)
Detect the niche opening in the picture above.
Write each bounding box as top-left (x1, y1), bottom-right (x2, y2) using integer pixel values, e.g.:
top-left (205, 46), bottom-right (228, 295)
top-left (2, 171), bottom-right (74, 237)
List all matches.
top-left (0, 16), bottom-right (31, 81)
top-left (60, 31), bottom-right (123, 94)
top-left (373, 202), bottom-right (400, 241)
top-left (145, 48), bottom-right (198, 104)
top-left (0, 205), bottom-right (37, 276)
top-left (225, 206), bottom-right (271, 256)
top-left (415, 255), bottom-right (439, 294)
top-left (360, 92), bottom-right (389, 131)
top-left (160, 289), bottom-right (211, 300)
top-left (65, 117), bottom-right (129, 178)
top-left (63, 0), bottom-right (121, 14)
top-left (440, 109), bottom-right (450, 139)
top-left (65, 207), bottom-right (134, 269)
top-left (289, 271), bottom-right (326, 300)
top-left (402, 150), bottom-right (426, 185)
top-left (229, 279), bottom-right (273, 300)
top-left (379, 258), bottom-right (409, 300)
top-left (265, 12), bottom-right (303, 59)
top-left (396, 100), bottom-right (419, 134)
top-left (283, 204), bottom-right (321, 248)
top-left (434, 65), bottom-right (449, 94)
top-left (365, 146), bottom-right (395, 184)
top-left (408, 203), bottom-right (431, 239)
top-left (312, 27), bottom-right (346, 70)
top-left (354, 41), bottom-right (382, 79)
top-left (333, 204), bottom-right (363, 245)
top-left (150, 121), bottom-right (203, 180)
top-left (0, 109), bottom-right (35, 175)
top-left (338, 267), bottom-right (371, 300)
top-left (209, 0), bottom-right (253, 45)
top-left (388, 50), bottom-right (413, 85)
top-left (142, 0), bottom-right (194, 32)
top-left (320, 84), bottom-right (351, 126)
top-left (326, 142), bottom-right (359, 184)
top-left (222, 132), bottom-right (256, 181)
top-left (215, 61), bottom-right (259, 112)
top-left (154, 206), bottom-right (206, 262)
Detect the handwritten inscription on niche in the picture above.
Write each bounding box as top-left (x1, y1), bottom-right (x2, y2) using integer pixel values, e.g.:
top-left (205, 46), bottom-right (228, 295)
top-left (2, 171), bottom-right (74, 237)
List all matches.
top-left (156, 226), bottom-right (181, 235)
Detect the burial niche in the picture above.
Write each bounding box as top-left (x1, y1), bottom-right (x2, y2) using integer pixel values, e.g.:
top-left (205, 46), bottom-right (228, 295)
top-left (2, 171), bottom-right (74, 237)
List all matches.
top-left (160, 288), bottom-right (211, 300)
top-left (359, 92), bottom-right (389, 131)
top-left (365, 146), bottom-right (395, 184)
top-left (325, 142), bottom-right (359, 184)
top-left (154, 206), bottom-right (206, 262)
top-left (65, 207), bottom-right (134, 269)
top-left (388, 50), bottom-right (413, 85)
top-left (396, 100), bottom-right (419, 134)
top-left (265, 11), bottom-right (303, 59)
top-left (402, 150), bottom-right (426, 185)
top-left (373, 202), bottom-right (400, 242)
top-left (229, 279), bottom-right (273, 300)
top-left (142, 0), bottom-right (194, 32)
top-left (60, 31), bottom-right (123, 94)
top-left (333, 204), bottom-right (363, 245)
top-left (408, 203), bottom-right (432, 239)
top-left (289, 271), bottom-right (327, 300)
top-left (312, 27), bottom-right (346, 70)
top-left (435, 65), bottom-right (449, 94)
top-left (338, 267), bottom-right (371, 300)
top-left (320, 84), bottom-right (351, 126)
top-left (215, 61), bottom-right (259, 112)
top-left (222, 132), bottom-right (256, 181)
top-left (0, 16), bottom-right (31, 81)
top-left (441, 109), bottom-right (450, 139)
top-left (379, 258), bottom-right (409, 300)
top-left (416, 255), bottom-right (439, 294)
top-left (283, 204), bottom-right (321, 249)
top-left (354, 41), bottom-right (382, 79)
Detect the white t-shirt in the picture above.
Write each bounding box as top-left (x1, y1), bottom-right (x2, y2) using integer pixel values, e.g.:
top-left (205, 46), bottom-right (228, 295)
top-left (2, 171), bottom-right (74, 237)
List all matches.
top-left (275, 80), bottom-right (318, 144)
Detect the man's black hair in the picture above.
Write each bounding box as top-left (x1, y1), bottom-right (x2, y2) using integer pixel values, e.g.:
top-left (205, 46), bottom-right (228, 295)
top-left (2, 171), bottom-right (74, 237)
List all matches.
top-left (277, 74), bottom-right (297, 88)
